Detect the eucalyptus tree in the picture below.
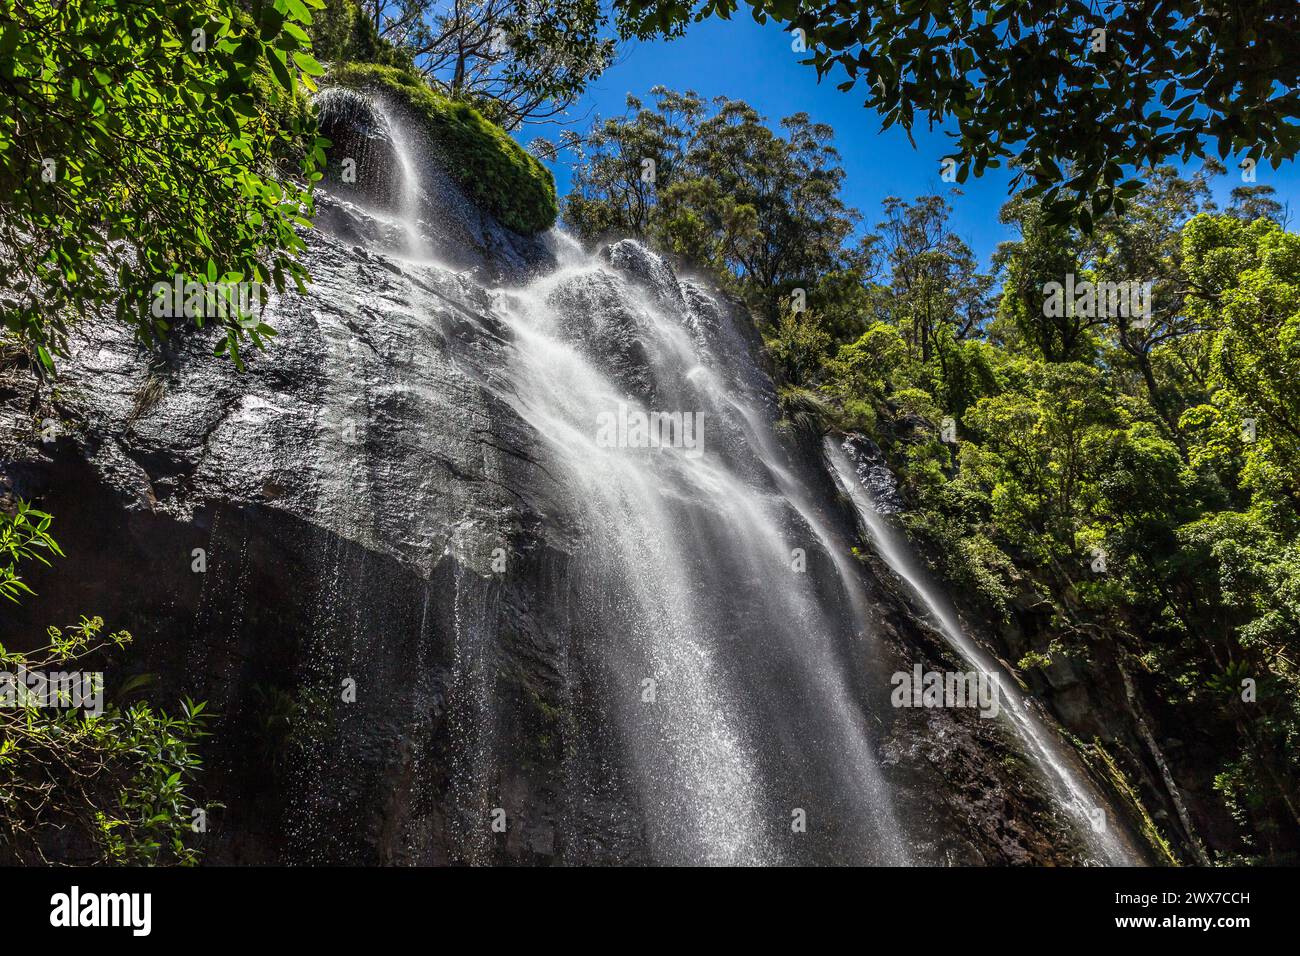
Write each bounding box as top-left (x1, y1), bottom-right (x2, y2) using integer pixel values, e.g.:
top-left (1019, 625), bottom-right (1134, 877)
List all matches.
top-left (564, 87), bottom-right (706, 238)
top-left (875, 194), bottom-right (991, 365)
top-left (362, 0), bottom-right (617, 129)
top-left (564, 87), bottom-right (864, 325)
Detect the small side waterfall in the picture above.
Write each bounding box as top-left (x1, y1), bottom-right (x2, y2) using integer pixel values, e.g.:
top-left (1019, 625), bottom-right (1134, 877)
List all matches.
top-left (825, 436), bottom-right (1142, 865)
top-left (315, 86), bottom-right (429, 259)
top-left (384, 109), bottom-right (428, 260)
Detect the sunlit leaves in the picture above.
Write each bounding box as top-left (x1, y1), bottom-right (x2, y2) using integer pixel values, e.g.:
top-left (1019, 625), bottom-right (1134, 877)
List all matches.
top-left (1182, 215), bottom-right (1300, 509)
top-left (0, 503), bottom-right (63, 604)
top-left (0, 0), bottom-right (328, 368)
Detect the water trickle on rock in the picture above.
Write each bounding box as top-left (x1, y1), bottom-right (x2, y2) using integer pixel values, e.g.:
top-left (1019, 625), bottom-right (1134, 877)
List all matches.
top-left (826, 435), bottom-right (1142, 865)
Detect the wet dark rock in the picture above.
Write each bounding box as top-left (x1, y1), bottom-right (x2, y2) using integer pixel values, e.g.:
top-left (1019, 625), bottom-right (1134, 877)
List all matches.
top-left (541, 270), bottom-right (655, 403)
top-left (835, 433), bottom-right (904, 514)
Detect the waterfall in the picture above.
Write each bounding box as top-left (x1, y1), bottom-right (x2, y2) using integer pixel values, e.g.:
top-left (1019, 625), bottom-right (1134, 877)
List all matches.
top-left (384, 109), bottom-right (428, 260)
top-left (282, 87), bottom-right (1149, 863)
top-left (315, 87), bottom-right (429, 259)
top-left (825, 436), bottom-right (1142, 865)
top-left (479, 243), bottom-right (910, 864)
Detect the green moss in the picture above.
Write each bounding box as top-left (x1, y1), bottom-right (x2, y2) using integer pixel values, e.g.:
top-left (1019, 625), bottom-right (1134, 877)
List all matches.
top-left (1080, 736), bottom-right (1182, 865)
top-left (321, 63), bottom-right (558, 235)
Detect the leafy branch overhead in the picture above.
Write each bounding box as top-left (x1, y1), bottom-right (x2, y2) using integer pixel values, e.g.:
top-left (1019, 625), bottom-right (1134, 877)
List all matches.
top-left (614, 0), bottom-right (1300, 230)
top-left (0, 0), bottom-right (329, 370)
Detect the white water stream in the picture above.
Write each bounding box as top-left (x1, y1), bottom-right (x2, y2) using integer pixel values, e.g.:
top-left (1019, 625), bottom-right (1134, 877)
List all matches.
top-left (825, 436), bottom-right (1140, 865)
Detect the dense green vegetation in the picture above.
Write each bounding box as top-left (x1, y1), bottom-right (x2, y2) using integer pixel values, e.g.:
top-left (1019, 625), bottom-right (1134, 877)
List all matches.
top-left (0, 0), bottom-right (329, 370)
top-left (566, 89), bottom-right (1299, 863)
top-left (324, 61), bottom-right (558, 233)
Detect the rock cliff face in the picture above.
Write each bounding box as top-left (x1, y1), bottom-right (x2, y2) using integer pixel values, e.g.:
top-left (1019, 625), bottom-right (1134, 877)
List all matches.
top-left (0, 91), bottom-right (1151, 865)
top-left (835, 427), bottom-right (1211, 867)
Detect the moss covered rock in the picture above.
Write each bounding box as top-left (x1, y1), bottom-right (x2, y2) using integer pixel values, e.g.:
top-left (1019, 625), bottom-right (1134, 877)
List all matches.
top-left (321, 63), bottom-right (557, 235)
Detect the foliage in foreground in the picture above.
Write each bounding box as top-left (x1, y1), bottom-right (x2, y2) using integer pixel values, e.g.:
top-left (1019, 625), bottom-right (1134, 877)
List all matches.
top-left (324, 61), bottom-right (558, 234)
top-left (0, 510), bottom-right (210, 865)
top-left (0, 0), bottom-right (329, 369)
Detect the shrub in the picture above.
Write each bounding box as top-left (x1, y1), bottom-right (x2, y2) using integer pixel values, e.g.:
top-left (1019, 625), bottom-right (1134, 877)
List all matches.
top-left (0, 508), bottom-right (210, 865)
top-left (322, 63), bottom-right (558, 235)
top-left (0, 0), bottom-right (324, 368)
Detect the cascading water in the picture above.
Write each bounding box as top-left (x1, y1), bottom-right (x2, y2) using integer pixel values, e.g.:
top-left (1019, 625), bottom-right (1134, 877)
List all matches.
top-left (242, 84), bottom-right (1152, 864)
top-left (316, 87), bottom-right (428, 258)
top-left (386, 115), bottom-right (427, 260)
top-left (825, 436), bottom-right (1142, 866)
top-left (478, 241), bottom-right (913, 864)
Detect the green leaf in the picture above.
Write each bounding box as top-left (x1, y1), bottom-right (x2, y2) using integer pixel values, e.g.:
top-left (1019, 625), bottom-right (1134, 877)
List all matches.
top-left (284, 0), bottom-right (313, 25)
top-left (292, 52), bottom-right (324, 76)
top-left (266, 49), bottom-right (293, 91)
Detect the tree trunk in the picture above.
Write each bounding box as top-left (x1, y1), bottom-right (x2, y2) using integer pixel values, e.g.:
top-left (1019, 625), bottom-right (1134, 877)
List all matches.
top-left (1118, 661), bottom-right (1212, 865)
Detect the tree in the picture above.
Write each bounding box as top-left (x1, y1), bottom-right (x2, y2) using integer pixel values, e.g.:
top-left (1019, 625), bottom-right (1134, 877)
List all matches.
top-left (564, 87), bottom-right (704, 238)
top-left (993, 194), bottom-right (1099, 363)
top-left (616, 0), bottom-right (1300, 229)
top-left (765, 305), bottom-right (831, 388)
top-left (1088, 164), bottom-right (1219, 435)
top-left (693, 102), bottom-right (863, 321)
top-left (875, 194), bottom-right (992, 364)
top-left (564, 87), bottom-right (865, 324)
top-left (1181, 214), bottom-right (1300, 510)
top-left (826, 320), bottom-right (908, 399)
top-left (0, 0), bottom-right (328, 370)
top-left (363, 0), bottom-right (616, 130)
top-left (311, 0), bottom-right (414, 67)
top-left (1228, 185), bottom-right (1286, 226)
top-left (963, 361), bottom-right (1119, 553)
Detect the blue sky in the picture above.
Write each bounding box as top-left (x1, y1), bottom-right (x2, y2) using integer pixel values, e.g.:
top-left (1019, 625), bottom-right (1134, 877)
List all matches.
top-left (539, 15), bottom-right (1298, 268)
